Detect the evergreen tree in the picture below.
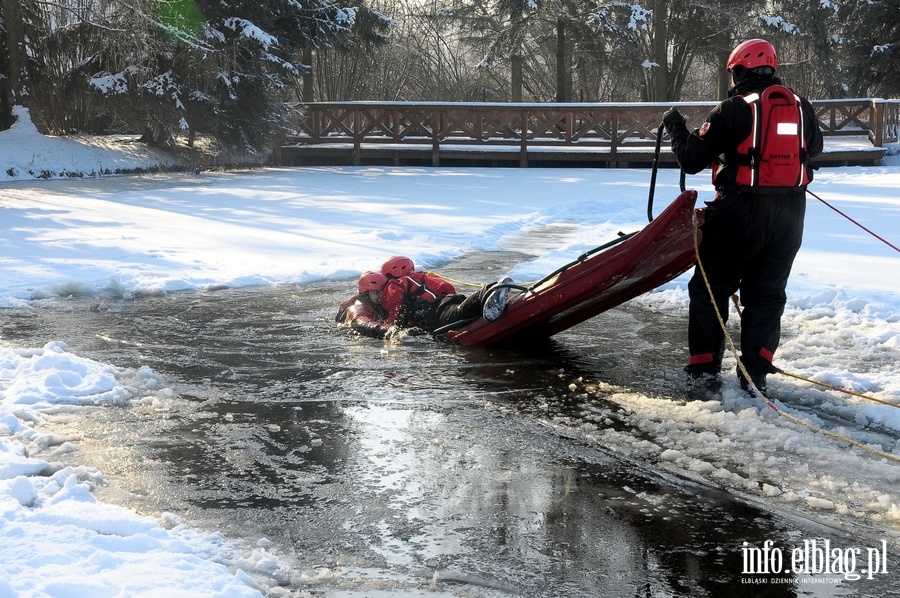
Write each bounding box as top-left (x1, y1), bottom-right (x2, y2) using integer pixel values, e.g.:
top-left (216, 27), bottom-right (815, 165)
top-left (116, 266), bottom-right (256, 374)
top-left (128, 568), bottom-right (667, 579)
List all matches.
top-left (98, 0), bottom-right (360, 153)
top-left (584, 0), bottom-right (733, 102)
top-left (840, 0), bottom-right (900, 97)
top-left (0, 0), bottom-right (392, 156)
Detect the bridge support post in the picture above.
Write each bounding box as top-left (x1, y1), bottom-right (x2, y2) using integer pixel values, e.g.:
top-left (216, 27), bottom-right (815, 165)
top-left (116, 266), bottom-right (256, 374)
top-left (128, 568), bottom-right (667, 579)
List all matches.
top-left (519, 109), bottom-right (528, 168)
top-left (432, 109), bottom-right (440, 166)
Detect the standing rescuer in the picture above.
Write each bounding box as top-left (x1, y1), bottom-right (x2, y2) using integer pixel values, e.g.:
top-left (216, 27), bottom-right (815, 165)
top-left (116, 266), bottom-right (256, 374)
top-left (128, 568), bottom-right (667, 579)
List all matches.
top-left (661, 38), bottom-right (824, 395)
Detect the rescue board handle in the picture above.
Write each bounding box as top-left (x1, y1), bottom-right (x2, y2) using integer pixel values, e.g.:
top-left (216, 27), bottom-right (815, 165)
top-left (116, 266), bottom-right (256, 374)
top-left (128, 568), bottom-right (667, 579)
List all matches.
top-left (648, 123), bottom-right (663, 223)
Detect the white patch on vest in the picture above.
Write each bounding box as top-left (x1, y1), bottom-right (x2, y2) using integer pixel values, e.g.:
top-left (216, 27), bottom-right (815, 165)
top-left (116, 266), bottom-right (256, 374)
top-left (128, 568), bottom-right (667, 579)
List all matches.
top-left (777, 122), bottom-right (798, 135)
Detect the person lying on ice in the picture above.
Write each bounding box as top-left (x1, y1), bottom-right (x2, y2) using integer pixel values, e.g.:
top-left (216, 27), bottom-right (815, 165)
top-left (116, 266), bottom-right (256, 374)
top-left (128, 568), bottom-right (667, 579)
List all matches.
top-left (336, 256), bottom-right (513, 339)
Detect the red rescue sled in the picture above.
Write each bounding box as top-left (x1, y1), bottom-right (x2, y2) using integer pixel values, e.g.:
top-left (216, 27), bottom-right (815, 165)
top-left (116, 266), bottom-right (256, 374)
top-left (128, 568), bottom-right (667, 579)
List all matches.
top-left (437, 190), bottom-right (702, 346)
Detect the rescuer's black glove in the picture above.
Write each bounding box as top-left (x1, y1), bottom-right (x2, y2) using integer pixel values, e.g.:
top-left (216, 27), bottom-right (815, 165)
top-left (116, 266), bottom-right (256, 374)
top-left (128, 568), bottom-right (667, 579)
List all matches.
top-left (662, 107), bottom-right (687, 135)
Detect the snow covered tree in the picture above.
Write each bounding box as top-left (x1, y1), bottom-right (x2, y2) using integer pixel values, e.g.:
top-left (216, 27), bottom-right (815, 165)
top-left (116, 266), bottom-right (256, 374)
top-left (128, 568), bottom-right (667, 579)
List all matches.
top-left (92, 0), bottom-right (361, 153)
top-left (3, 0), bottom-right (896, 141)
top-left (839, 0), bottom-right (900, 97)
top-left (0, 0), bottom-right (39, 128)
top-left (440, 0), bottom-right (534, 101)
top-left (734, 0), bottom-right (845, 99)
top-left (0, 0), bottom-right (393, 156)
top-left (307, 2), bottom-right (395, 100)
top-left (0, 1), bottom-right (19, 118)
top-left (0, 5), bottom-right (13, 129)
top-left (580, 0), bottom-right (839, 102)
top-left (443, 0), bottom-right (608, 102)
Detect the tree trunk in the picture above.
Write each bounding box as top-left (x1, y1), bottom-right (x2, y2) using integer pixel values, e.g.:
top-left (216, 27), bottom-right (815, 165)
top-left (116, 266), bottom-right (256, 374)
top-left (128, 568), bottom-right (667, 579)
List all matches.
top-left (650, 0), bottom-right (668, 101)
top-left (1, 0), bottom-right (27, 105)
top-left (302, 48), bottom-right (314, 103)
top-left (511, 53), bottom-right (523, 102)
top-left (717, 47), bottom-right (731, 101)
top-left (556, 18), bottom-right (567, 102)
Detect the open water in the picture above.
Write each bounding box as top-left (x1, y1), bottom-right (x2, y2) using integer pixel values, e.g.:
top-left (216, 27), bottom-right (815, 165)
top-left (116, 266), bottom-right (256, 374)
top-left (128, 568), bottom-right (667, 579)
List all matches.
top-left (3, 249), bottom-right (896, 597)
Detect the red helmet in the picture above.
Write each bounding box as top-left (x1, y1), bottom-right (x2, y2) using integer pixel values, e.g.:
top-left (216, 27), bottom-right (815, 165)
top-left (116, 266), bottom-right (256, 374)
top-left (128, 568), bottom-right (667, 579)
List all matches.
top-left (357, 271), bottom-right (387, 293)
top-left (726, 39), bottom-right (777, 73)
top-left (381, 255), bottom-right (415, 278)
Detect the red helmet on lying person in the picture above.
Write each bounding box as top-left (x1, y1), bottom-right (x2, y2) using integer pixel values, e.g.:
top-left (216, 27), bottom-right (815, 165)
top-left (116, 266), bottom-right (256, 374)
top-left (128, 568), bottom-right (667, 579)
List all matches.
top-left (357, 271), bottom-right (387, 293)
top-left (381, 255), bottom-right (415, 278)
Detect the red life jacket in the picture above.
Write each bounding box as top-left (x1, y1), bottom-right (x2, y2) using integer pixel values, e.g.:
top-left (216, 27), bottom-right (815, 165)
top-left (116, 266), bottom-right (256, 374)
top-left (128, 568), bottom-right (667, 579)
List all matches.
top-left (381, 275), bottom-right (438, 325)
top-left (715, 85), bottom-right (810, 190)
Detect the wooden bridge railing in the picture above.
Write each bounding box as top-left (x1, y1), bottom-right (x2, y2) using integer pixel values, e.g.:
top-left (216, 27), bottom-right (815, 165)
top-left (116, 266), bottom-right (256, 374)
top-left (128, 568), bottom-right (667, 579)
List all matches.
top-left (284, 99), bottom-right (898, 167)
top-left (814, 98), bottom-right (900, 146)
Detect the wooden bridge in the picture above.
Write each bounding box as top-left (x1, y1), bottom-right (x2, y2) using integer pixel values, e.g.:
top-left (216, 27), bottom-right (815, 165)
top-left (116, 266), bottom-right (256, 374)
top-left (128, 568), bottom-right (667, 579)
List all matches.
top-left (279, 98), bottom-right (899, 168)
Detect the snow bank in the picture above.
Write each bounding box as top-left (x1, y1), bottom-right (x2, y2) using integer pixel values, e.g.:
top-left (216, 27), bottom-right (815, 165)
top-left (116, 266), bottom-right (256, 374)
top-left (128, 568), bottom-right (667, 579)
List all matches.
top-left (1, 106), bottom-right (183, 181)
top-left (0, 342), bottom-right (289, 596)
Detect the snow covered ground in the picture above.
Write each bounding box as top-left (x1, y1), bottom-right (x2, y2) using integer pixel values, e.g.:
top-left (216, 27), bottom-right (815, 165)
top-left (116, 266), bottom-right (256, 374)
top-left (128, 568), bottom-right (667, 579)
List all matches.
top-left (2, 105), bottom-right (900, 595)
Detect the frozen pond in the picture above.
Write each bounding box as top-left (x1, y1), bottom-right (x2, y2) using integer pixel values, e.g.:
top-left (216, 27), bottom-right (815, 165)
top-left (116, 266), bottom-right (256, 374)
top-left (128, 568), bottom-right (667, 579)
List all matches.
top-left (3, 251), bottom-right (896, 597)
